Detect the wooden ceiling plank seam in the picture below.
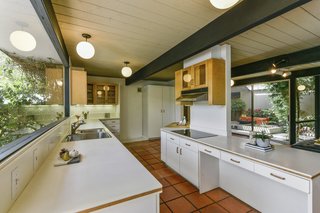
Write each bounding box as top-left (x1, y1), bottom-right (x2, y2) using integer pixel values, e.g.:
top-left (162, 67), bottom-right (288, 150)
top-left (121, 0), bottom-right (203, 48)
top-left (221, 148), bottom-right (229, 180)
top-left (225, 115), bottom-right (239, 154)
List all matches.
top-left (226, 39), bottom-right (271, 53)
top-left (52, 4), bottom-right (190, 37)
top-left (126, 0), bottom-right (312, 85)
top-left (52, 1), bottom-right (196, 33)
top-left (55, 13), bottom-right (178, 43)
top-left (77, 0), bottom-right (205, 31)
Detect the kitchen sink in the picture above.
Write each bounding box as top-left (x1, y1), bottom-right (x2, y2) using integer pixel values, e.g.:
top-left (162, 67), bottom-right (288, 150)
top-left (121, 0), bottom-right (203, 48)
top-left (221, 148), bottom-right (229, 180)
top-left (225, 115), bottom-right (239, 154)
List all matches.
top-left (65, 128), bottom-right (111, 142)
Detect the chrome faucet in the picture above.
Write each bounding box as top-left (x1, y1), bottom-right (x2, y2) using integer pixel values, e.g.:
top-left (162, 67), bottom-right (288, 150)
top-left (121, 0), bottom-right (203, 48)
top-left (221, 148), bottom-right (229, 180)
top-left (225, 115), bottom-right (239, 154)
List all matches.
top-left (71, 120), bottom-right (85, 134)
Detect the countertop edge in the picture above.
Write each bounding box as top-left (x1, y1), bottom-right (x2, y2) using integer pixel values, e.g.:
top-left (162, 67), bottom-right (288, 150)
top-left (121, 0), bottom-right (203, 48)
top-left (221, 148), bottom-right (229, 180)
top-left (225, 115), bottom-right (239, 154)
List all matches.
top-left (78, 188), bottom-right (162, 213)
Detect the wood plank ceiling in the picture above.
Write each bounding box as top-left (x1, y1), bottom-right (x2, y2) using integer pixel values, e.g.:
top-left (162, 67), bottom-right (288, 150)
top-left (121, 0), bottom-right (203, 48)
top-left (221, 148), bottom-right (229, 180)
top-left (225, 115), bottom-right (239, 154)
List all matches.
top-left (52, 0), bottom-right (320, 80)
top-left (51, 0), bottom-right (228, 78)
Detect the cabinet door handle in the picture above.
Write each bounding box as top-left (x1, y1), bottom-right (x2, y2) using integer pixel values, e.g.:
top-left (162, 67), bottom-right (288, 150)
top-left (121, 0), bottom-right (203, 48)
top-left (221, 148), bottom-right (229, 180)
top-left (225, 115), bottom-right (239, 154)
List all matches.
top-left (185, 143), bottom-right (191, 146)
top-left (204, 149), bottom-right (212, 153)
top-left (270, 173), bottom-right (286, 180)
top-left (230, 158), bottom-right (240, 164)
top-left (180, 148), bottom-right (182, 155)
top-left (170, 138), bottom-right (174, 140)
top-left (176, 147), bottom-right (179, 154)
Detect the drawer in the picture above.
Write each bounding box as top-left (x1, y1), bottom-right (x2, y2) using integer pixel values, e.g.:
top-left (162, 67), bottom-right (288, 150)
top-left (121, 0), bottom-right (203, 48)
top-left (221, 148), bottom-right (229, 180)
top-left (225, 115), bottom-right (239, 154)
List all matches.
top-left (105, 119), bottom-right (120, 125)
top-left (221, 151), bottom-right (254, 172)
top-left (107, 124), bottom-right (120, 130)
top-left (255, 163), bottom-right (310, 193)
top-left (167, 133), bottom-right (180, 145)
top-left (199, 144), bottom-right (220, 159)
top-left (180, 138), bottom-right (198, 152)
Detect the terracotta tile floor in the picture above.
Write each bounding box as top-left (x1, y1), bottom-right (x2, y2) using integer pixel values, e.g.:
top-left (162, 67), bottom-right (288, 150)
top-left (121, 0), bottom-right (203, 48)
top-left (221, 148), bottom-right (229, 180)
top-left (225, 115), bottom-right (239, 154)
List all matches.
top-left (124, 140), bottom-right (260, 213)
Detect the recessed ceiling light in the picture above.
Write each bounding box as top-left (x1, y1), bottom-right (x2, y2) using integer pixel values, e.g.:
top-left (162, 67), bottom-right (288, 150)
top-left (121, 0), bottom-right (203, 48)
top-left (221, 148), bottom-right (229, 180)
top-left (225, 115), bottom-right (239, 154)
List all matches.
top-left (209, 0), bottom-right (239, 9)
top-left (10, 30), bottom-right (36, 52)
top-left (76, 33), bottom-right (95, 59)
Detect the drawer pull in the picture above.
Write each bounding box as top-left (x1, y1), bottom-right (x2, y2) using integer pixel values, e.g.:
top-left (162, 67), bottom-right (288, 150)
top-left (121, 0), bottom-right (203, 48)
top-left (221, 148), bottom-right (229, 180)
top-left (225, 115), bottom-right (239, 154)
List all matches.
top-left (176, 147), bottom-right (179, 154)
top-left (185, 143), bottom-right (191, 146)
top-left (270, 173), bottom-right (286, 180)
top-left (170, 138), bottom-right (175, 140)
top-left (230, 158), bottom-right (240, 164)
top-left (204, 149), bottom-right (212, 153)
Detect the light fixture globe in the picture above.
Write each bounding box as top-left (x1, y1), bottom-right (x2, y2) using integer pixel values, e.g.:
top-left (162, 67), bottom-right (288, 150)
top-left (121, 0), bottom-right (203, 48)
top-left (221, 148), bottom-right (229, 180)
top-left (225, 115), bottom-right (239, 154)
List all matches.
top-left (297, 85), bottom-right (306, 91)
top-left (76, 33), bottom-right (95, 59)
top-left (231, 79), bottom-right (235, 86)
top-left (209, 0), bottom-right (239, 9)
top-left (183, 74), bottom-right (192, 82)
top-left (121, 61), bottom-right (132, 77)
top-left (10, 30), bottom-right (36, 52)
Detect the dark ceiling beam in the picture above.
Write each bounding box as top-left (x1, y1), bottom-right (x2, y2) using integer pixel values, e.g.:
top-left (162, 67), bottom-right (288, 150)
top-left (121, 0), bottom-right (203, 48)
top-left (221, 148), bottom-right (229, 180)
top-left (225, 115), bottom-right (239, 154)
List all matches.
top-left (232, 45), bottom-right (320, 78)
top-left (126, 0), bottom-right (310, 85)
top-left (30, 0), bottom-right (69, 66)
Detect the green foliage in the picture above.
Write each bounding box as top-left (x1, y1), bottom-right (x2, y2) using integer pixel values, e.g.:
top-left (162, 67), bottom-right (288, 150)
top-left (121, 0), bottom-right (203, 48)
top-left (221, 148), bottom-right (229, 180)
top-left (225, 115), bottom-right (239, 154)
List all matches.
top-left (265, 81), bottom-right (290, 132)
top-left (0, 51), bottom-right (49, 147)
top-left (231, 98), bottom-right (246, 112)
top-left (253, 131), bottom-right (272, 141)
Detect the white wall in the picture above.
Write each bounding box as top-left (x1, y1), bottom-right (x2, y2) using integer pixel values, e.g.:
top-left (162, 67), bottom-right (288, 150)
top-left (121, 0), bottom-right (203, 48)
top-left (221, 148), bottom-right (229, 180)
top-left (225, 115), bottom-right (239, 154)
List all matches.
top-left (185, 44), bottom-right (231, 136)
top-left (0, 119), bottom-right (70, 213)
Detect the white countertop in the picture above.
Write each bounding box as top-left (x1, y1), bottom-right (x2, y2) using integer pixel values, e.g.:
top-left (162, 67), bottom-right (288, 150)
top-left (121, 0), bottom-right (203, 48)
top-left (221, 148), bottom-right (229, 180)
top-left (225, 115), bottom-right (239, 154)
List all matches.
top-left (162, 128), bottom-right (320, 179)
top-left (9, 121), bottom-right (161, 213)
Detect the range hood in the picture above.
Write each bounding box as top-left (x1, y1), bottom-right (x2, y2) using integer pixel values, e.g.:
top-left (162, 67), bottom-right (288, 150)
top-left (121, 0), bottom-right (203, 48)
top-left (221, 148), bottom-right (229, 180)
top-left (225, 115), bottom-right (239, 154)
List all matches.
top-left (176, 88), bottom-right (208, 102)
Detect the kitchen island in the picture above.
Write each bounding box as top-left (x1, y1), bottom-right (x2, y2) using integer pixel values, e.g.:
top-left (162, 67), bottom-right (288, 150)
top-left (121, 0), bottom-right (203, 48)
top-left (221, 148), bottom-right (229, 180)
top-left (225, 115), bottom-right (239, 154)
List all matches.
top-left (161, 128), bottom-right (320, 213)
top-left (9, 120), bottom-right (162, 213)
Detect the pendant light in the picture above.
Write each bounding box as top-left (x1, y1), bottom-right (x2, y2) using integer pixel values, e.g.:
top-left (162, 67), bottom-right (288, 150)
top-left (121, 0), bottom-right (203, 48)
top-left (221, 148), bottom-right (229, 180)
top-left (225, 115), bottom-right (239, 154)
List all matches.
top-left (209, 0), bottom-right (239, 9)
top-left (121, 61), bottom-right (132, 77)
top-left (297, 85), bottom-right (306, 91)
top-left (10, 30), bottom-right (36, 52)
top-left (76, 33), bottom-right (95, 59)
top-left (231, 79), bottom-right (235, 87)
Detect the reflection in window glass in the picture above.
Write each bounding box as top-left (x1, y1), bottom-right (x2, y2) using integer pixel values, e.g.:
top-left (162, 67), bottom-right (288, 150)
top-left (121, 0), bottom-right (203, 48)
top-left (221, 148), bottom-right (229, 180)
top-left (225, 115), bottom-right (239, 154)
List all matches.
top-left (0, 50), bottom-right (64, 151)
top-left (296, 76), bottom-right (315, 141)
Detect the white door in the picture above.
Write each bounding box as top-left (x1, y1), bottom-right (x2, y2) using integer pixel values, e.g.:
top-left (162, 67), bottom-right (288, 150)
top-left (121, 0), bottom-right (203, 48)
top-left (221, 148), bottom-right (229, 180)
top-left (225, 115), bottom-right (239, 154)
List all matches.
top-left (160, 131), bottom-right (167, 162)
top-left (147, 86), bottom-right (163, 138)
top-left (166, 140), bottom-right (180, 172)
top-left (180, 147), bottom-right (199, 187)
top-left (162, 86), bottom-right (175, 127)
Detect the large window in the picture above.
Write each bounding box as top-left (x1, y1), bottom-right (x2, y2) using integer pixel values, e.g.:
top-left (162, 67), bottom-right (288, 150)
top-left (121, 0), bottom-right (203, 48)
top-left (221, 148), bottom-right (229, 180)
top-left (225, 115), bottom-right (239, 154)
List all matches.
top-left (0, 50), bottom-right (64, 159)
top-left (231, 80), bottom-right (290, 144)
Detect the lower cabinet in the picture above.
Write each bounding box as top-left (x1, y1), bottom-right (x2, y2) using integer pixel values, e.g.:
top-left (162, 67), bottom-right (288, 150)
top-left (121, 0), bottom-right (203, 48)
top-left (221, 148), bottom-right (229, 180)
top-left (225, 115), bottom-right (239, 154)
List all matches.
top-left (165, 132), bottom-right (199, 187)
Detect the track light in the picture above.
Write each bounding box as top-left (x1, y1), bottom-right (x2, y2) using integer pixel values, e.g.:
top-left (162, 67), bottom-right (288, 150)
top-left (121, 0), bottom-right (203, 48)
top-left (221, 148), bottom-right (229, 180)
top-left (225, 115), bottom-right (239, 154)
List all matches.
top-left (270, 59), bottom-right (287, 74)
top-left (282, 71), bottom-right (291, 78)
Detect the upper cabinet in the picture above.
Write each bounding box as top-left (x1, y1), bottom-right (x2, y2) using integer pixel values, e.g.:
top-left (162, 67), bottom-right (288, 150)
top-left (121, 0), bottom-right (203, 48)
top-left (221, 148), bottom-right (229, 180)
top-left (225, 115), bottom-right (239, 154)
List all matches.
top-left (71, 70), bottom-right (87, 105)
top-left (87, 83), bottom-right (118, 105)
top-left (175, 58), bottom-right (225, 105)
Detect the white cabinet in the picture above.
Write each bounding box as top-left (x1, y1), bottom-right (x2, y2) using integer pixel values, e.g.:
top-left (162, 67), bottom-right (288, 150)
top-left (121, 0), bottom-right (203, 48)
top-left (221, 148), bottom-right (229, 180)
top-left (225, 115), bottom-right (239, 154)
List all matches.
top-left (179, 139), bottom-right (199, 186)
top-left (166, 134), bottom-right (180, 172)
top-left (165, 132), bottom-right (199, 187)
top-left (142, 85), bottom-right (175, 139)
top-left (161, 131), bottom-right (167, 162)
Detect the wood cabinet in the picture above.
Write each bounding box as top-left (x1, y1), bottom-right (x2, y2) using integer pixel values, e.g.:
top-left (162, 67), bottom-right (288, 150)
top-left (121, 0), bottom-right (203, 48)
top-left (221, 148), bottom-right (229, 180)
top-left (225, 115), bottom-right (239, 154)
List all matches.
top-left (164, 132), bottom-right (199, 187)
top-left (142, 85), bottom-right (175, 139)
top-left (87, 83), bottom-right (118, 105)
top-left (175, 58), bottom-right (225, 105)
top-left (71, 70), bottom-right (87, 105)
top-left (45, 68), bottom-right (64, 105)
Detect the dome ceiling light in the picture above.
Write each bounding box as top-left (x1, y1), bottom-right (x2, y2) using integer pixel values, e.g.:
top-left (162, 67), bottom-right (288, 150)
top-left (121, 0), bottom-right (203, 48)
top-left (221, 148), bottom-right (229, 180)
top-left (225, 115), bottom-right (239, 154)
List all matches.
top-left (209, 0), bottom-right (240, 9)
top-left (76, 33), bottom-right (95, 59)
top-left (297, 85), bottom-right (306, 91)
top-left (121, 61), bottom-right (133, 77)
top-left (10, 30), bottom-right (36, 52)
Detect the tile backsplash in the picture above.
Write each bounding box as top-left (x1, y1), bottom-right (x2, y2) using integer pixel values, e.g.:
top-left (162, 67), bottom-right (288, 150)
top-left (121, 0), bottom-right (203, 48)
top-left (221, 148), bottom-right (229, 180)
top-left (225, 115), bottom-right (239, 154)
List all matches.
top-left (71, 105), bottom-right (120, 119)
